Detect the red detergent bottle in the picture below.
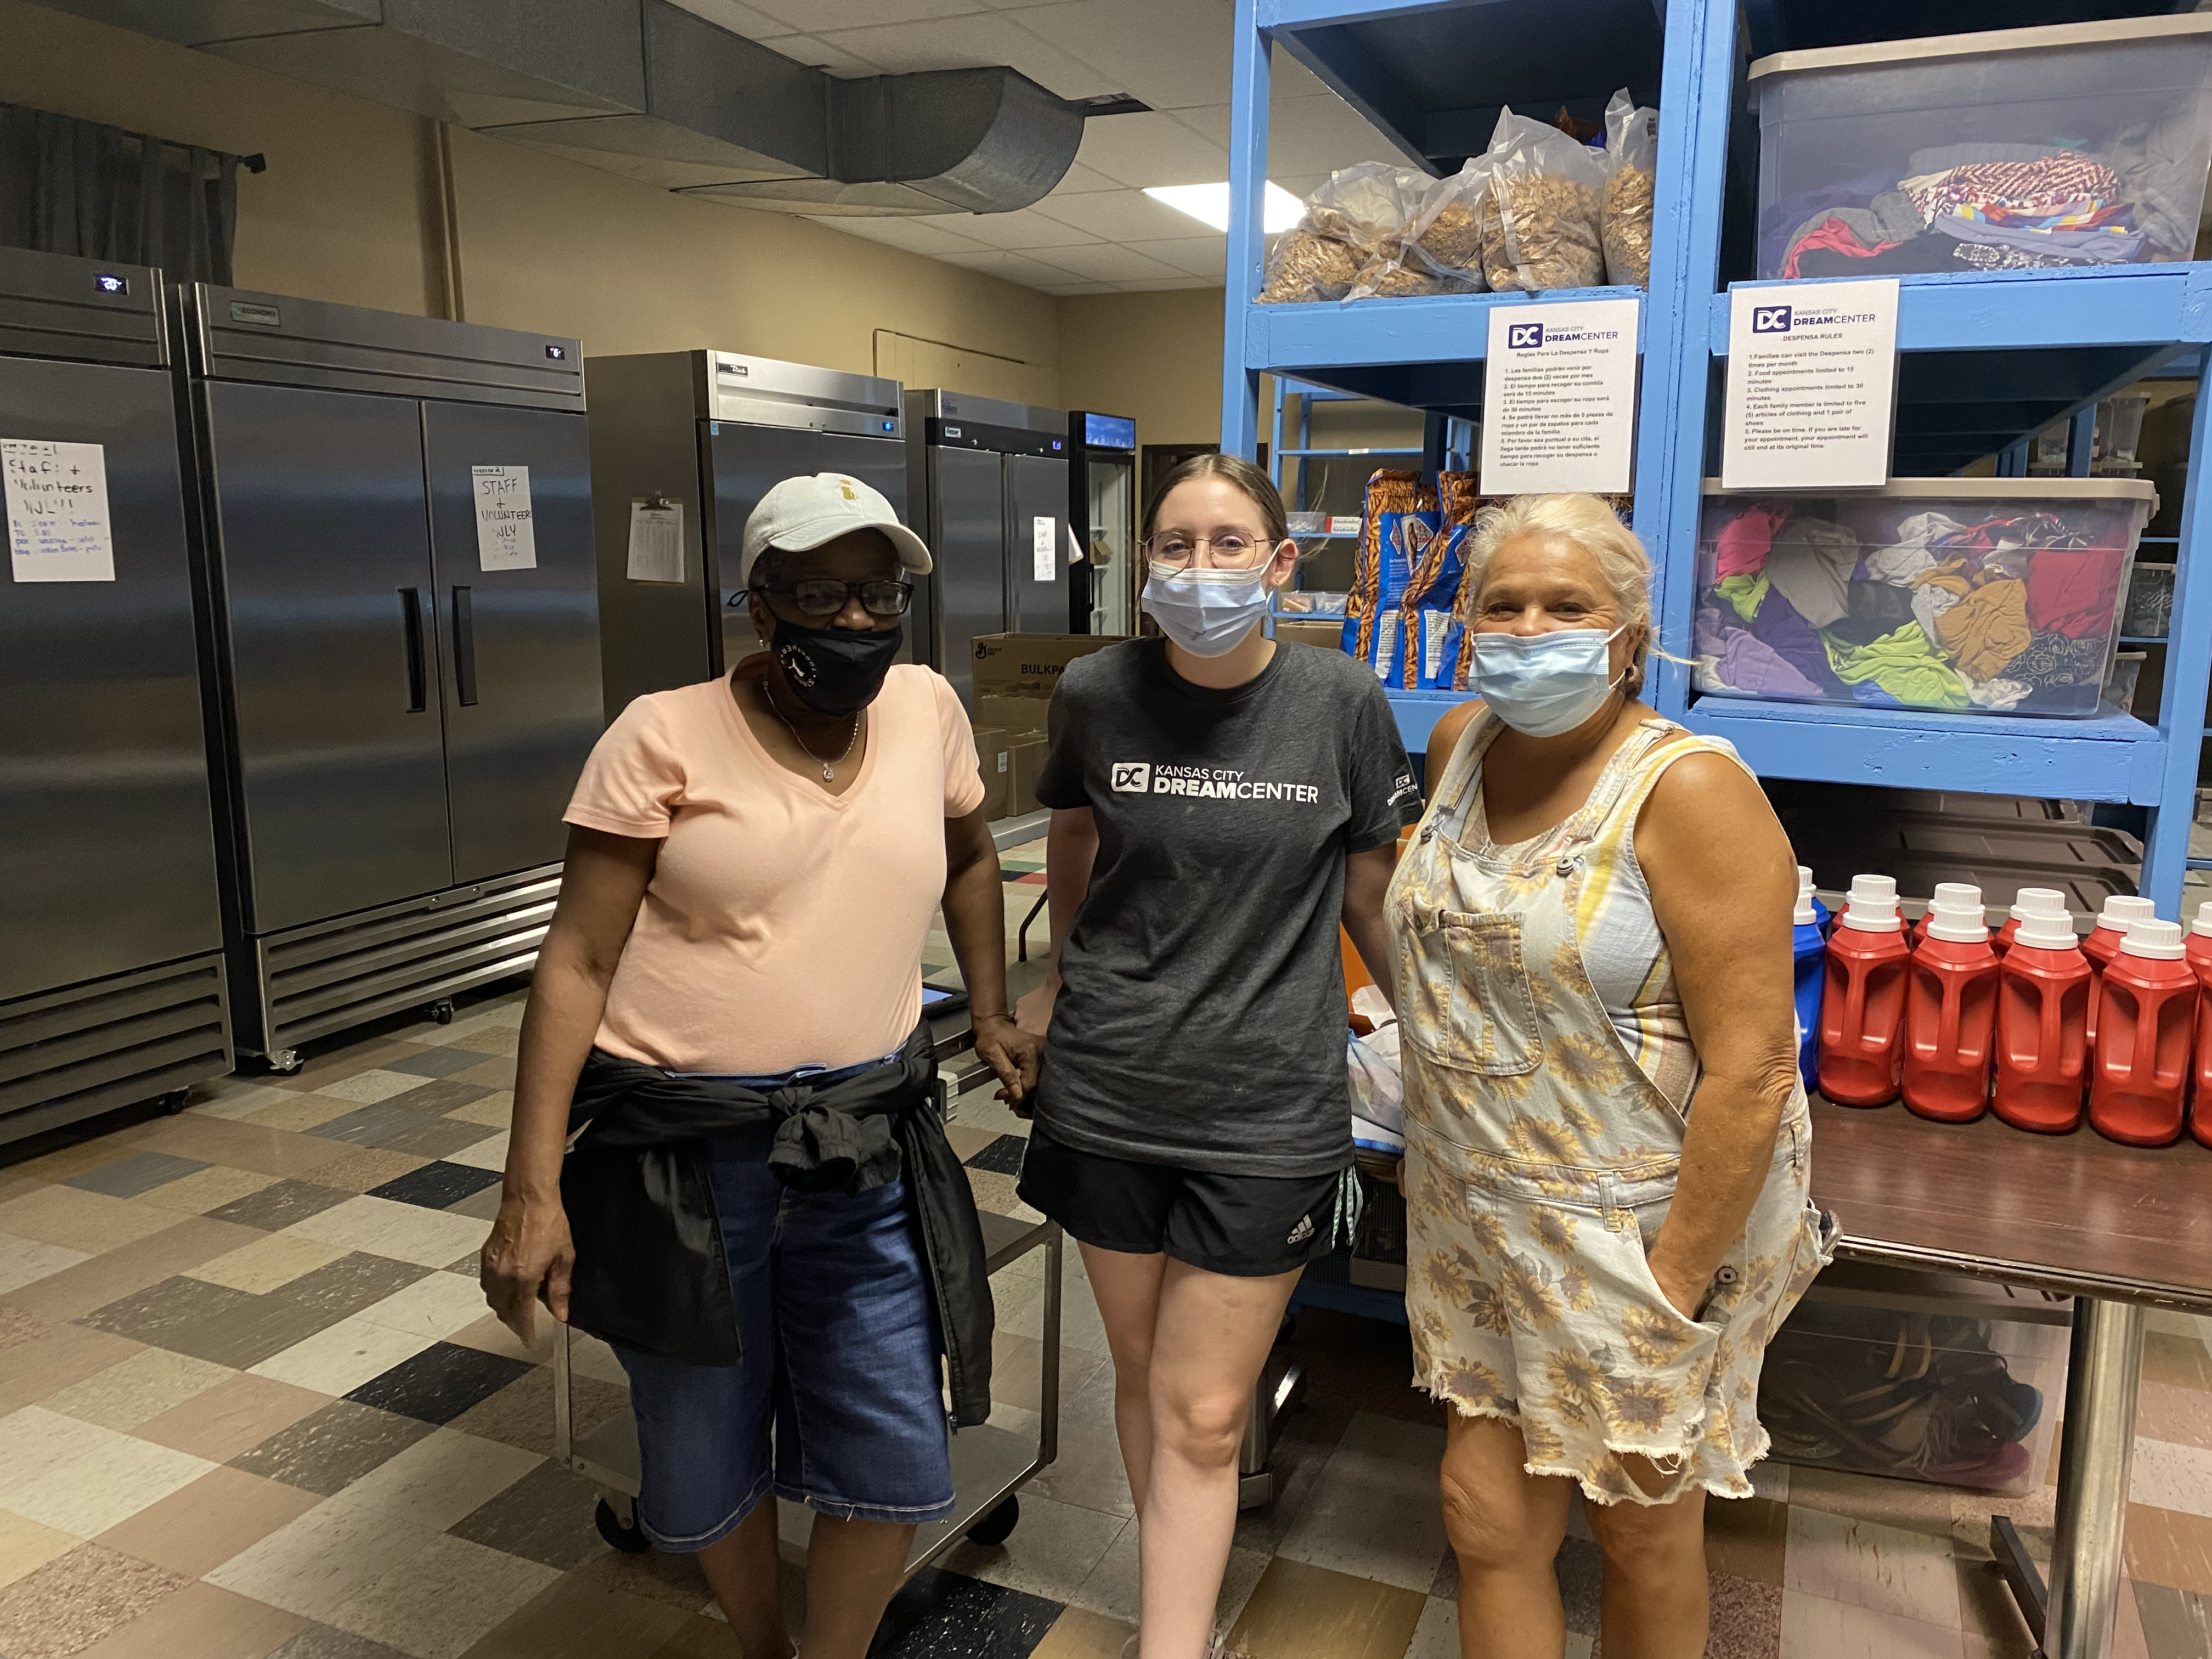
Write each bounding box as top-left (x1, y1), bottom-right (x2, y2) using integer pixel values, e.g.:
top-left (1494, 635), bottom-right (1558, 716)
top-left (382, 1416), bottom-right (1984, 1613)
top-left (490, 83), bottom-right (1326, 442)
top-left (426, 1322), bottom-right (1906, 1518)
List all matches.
top-left (1995, 887), bottom-right (2067, 958)
top-left (1819, 874), bottom-right (1911, 1108)
top-left (1910, 882), bottom-right (1983, 947)
top-left (2084, 895), bottom-right (2157, 1052)
top-left (2191, 904), bottom-right (2212, 1150)
top-left (1993, 911), bottom-right (2091, 1133)
top-left (2089, 917), bottom-right (2194, 1147)
top-left (1902, 884), bottom-right (1997, 1124)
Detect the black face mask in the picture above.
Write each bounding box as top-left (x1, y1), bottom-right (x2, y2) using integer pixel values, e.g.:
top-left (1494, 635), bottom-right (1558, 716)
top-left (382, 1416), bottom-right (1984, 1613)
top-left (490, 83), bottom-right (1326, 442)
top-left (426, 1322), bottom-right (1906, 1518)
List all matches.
top-left (773, 619), bottom-right (903, 715)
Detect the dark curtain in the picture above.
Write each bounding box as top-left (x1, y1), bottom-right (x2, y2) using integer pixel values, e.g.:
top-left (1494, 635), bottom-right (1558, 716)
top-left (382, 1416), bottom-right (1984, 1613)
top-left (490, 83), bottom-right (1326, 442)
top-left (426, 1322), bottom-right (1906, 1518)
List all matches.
top-left (0, 101), bottom-right (259, 285)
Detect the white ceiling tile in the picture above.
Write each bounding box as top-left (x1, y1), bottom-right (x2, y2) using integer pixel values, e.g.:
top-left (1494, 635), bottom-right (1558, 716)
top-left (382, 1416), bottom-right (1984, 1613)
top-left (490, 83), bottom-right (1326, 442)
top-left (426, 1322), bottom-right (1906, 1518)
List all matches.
top-left (812, 15), bottom-right (1113, 97)
top-left (747, 0), bottom-right (985, 27)
top-left (1120, 236), bottom-right (1227, 279)
top-left (1028, 241), bottom-right (1186, 282)
top-left (1012, 0), bottom-right (1234, 113)
top-left (1117, 276), bottom-right (1221, 291)
top-left (1268, 50), bottom-right (1335, 101)
top-left (950, 206), bottom-right (1103, 250)
top-left (1040, 281), bottom-right (1121, 295)
top-left (661, 0), bottom-right (789, 35)
top-left (1032, 187), bottom-right (1204, 243)
top-left (939, 249), bottom-right (1093, 286)
top-left (1050, 161), bottom-right (1122, 195)
top-left (810, 216), bottom-right (992, 256)
top-left (756, 32), bottom-right (884, 74)
top-left (1069, 111), bottom-right (1228, 189)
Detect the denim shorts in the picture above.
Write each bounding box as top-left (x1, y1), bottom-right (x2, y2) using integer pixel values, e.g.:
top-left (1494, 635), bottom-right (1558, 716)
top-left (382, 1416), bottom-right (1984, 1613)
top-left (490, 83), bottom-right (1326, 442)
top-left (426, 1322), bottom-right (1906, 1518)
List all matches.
top-left (612, 1120), bottom-right (955, 1549)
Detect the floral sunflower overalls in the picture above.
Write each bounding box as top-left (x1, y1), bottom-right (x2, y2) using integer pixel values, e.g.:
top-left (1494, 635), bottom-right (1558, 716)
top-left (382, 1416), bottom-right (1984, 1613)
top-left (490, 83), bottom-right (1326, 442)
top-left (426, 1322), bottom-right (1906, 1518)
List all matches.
top-left (1386, 712), bottom-right (1835, 1505)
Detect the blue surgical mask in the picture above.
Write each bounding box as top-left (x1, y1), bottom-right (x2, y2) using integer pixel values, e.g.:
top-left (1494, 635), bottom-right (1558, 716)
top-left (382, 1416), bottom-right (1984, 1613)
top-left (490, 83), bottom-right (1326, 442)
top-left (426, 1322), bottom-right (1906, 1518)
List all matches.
top-left (1470, 627), bottom-right (1627, 737)
top-left (1141, 566), bottom-right (1272, 657)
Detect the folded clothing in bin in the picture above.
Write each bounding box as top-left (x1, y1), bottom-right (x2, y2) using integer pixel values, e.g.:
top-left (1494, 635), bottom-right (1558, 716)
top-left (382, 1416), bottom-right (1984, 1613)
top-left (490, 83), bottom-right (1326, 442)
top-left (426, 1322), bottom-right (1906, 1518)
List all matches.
top-left (1693, 479), bottom-right (2156, 717)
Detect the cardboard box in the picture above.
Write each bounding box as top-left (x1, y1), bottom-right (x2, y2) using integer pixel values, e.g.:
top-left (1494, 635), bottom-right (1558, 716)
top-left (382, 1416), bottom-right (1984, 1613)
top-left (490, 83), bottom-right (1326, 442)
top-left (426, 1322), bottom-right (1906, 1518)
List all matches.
top-left (1276, 619), bottom-right (1346, 650)
top-left (970, 726), bottom-right (1011, 820)
top-left (1008, 737), bottom-right (1048, 816)
top-left (971, 633), bottom-right (1124, 698)
top-left (975, 693), bottom-right (1051, 740)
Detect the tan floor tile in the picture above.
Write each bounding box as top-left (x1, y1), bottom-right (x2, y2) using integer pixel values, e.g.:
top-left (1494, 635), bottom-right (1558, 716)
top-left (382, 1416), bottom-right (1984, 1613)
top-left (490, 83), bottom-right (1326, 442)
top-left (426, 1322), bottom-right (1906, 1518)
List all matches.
top-left (1951, 1536), bottom-right (2035, 1651)
top-left (325, 1530), bottom-right (560, 1659)
top-left (1708, 1494), bottom-right (1790, 1586)
top-left (0, 1542), bottom-right (190, 1659)
top-left (449, 1058), bottom-right (516, 1090)
top-left (1780, 1589), bottom-right (1966, 1659)
top-left (0, 1511), bottom-right (77, 1592)
top-left (44, 1348), bottom-right (234, 1431)
top-left (72, 1579), bottom-right (306, 1659)
top-left (97, 1465), bottom-right (324, 1579)
top-left (308, 1149), bottom-right (435, 1195)
top-left (466, 1575), bottom-right (691, 1659)
top-left (1224, 1556), bottom-right (1427, 1659)
top-left (965, 1167), bottom-right (1041, 1221)
top-left (318, 1425), bottom-right (540, 1533)
top-left (448, 1028), bottom-right (520, 1059)
top-left (281, 1196), bottom-right (488, 1269)
top-left (2136, 1382), bottom-right (2212, 1451)
top-left (939, 1493), bottom-right (1127, 1602)
top-left (205, 1497), bottom-right (437, 1623)
top-left (1029, 1606), bottom-right (1136, 1659)
top-left (3, 1216), bottom-right (269, 1323)
top-left (136, 1166), bottom-right (282, 1217)
top-left (2141, 1332), bottom-right (2212, 1392)
top-left (447, 1364), bottom-right (623, 1459)
top-left (442, 1096), bottom-right (514, 1131)
top-left (2122, 1501), bottom-right (2212, 1595)
top-left (0, 1187), bottom-right (179, 1255)
top-left (1785, 1465), bottom-right (1961, 1539)
top-left (444, 1311), bottom-right (556, 1367)
top-left (114, 1118), bottom-right (351, 1181)
top-left (190, 1234), bottom-right (350, 1295)
top-left (242, 1096), bottom-right (362, 1134)
top-left (1277, 1413), bottom-right (1449, 1593)
top-left (313, 1071), bottom-right (437, 1107)
top-left (0, 1321), bottom-right (144, 1417)
top-left (5, 1140), bottom-right (136, 1184)
top-left (0, 1232), bottom-right (90, 1295)
top-left (247, 1314), bottom-right (432, 1397)
top-left (265, 1041), bottom-right (429, 1094)
top-left (943, 1122), bottom-right (998, 1161)
top-left (1786, 1506), bottom-right (1963, 1629)
top-left (0, 1406), bottom-right (216, 1536)
top-left (187, 1081), bottom-right (303, 1122)
top-left (132, 1372), bottom-right (332, 1464)
top-left (644, 1612), bottom-right (741, 1659)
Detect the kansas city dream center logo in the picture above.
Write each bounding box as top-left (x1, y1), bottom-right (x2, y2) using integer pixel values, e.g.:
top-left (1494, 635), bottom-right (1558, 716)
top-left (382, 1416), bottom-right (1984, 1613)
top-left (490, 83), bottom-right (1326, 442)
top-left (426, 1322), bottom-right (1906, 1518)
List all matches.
top-left (1113, 762), bottom-right (1320, 802)
top-left (1508, 321), bottom-right (1544, 349)
top-left (1507, 320), bottom-right (1621, 349)
top-left (1752, 304), bottom-right (1793, 334)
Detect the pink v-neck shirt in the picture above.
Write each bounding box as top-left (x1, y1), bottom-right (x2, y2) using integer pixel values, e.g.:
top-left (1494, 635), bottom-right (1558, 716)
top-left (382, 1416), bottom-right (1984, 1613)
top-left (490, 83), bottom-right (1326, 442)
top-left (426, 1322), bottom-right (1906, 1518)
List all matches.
top-left (564, 666), bottom-right (986, 1074)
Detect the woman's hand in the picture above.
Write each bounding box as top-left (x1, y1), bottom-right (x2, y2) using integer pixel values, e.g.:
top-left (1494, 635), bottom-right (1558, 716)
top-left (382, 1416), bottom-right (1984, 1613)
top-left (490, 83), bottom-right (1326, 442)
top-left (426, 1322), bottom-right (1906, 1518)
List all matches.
top-left (974, 1013), bottom-right (1042, 1119)
top-left (479, 1190), bottom-right (574, 1346)
top-left (1644, 1247), bottom-right (1707, 1323)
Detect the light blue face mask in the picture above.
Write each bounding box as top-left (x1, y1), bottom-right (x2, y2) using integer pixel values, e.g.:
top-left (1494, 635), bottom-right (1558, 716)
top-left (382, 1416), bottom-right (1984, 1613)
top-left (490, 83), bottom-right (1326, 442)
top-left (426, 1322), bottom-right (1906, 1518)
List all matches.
top-left (1470, 626), bottom-right (1627, 737)
top-left (1140, 565), bottom-right (1273, 657)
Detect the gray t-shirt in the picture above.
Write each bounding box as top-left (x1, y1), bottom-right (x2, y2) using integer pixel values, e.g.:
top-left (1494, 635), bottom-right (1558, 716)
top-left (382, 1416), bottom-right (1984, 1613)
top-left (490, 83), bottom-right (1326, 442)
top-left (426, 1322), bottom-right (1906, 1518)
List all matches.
top-left (1033, 639), bottom-right (1418, 1177)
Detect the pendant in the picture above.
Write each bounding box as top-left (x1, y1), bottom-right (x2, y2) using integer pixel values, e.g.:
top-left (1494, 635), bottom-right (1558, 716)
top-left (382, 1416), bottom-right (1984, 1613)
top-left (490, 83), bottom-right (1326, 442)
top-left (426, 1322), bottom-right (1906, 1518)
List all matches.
top-left (821, 762), bottom-right (836, 781)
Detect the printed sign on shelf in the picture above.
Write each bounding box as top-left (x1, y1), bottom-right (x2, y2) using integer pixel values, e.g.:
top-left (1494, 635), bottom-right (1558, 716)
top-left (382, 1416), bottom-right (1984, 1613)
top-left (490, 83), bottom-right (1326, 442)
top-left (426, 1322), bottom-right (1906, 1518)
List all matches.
top-left (4, 439), bottom-right (115, 584)
top-left (1721, 279), bottom-right (1899, 489)
top-left (471, 465), bottom-right (537, 571)
top-left (1479, 299), bottom-right (1640, 495)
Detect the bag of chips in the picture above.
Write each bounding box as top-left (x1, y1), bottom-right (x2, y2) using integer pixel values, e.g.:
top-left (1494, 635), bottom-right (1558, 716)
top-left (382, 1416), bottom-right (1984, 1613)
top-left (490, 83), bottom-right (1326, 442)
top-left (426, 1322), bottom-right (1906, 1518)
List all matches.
top-left (1350, 470), bottom-right (1436, 679)
top-left (1388, 471), bottom-right (1475, 688)
top-left (1477, 108), bottom-right (1610, 293)
top-left (1601, 89), bottom-right (1659, 288)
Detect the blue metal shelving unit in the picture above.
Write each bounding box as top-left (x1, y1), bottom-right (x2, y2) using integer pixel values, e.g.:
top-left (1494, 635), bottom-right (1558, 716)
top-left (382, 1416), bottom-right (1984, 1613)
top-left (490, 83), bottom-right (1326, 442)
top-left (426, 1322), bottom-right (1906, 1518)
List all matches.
top-left (1221, 0), bottom-right (2212, 914)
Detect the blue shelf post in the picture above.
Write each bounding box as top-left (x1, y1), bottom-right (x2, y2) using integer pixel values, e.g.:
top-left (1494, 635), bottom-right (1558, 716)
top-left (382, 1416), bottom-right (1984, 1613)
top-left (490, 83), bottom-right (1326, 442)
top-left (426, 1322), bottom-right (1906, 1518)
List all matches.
top-left (2142, 385), bottom-right (2212, 917)
top-left (1221, 0), bottom-right (1270, 461)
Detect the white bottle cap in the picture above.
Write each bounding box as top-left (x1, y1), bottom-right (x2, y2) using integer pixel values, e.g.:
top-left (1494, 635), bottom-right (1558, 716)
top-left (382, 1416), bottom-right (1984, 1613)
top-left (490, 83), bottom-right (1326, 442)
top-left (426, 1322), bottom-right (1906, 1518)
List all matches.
top-left (2194, 900), bottom-right (2212, 939)
top-left (1838, 873), bottom-right (1902, 933)
top-left (1925, 883), bottom-right (1989, 945)
top-left (2009, 887), bottom-right (2068, 924)
top-left (2098, 895), bottom-right (2158, 931)
top-left (1794, 866), bottom-right (1818, 927)
top-left (2013, 912), bottom-right (2080, 952)
top-left (2120, 918), bottom-right (2186, 960)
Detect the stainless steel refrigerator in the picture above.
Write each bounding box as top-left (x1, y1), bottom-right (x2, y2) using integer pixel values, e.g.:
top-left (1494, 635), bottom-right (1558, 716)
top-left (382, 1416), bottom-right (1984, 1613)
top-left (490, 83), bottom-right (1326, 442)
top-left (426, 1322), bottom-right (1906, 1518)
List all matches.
top-left (178, 286), bottom-right (601, 1069)
top-left (906, 390), bottom-right (1074, 707)
top-left (0, 248), bottom-right (229, 1144)
top-left (1069, 410), bottom-right (1137, 637)
top-left (586, 351), bottom-right (907, 720)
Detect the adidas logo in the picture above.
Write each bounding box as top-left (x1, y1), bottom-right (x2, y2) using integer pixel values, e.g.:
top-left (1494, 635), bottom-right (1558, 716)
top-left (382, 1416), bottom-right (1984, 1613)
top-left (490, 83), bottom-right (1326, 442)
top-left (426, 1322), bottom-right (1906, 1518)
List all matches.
top-left (1285, 1214), bottom-right (1314, 1245)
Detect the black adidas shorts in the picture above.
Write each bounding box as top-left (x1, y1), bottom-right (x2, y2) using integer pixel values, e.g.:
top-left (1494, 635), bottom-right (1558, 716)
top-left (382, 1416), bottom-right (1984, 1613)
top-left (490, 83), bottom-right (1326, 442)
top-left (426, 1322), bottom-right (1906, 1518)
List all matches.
top-left (1015, 1124), bottom-right (1356, 1279)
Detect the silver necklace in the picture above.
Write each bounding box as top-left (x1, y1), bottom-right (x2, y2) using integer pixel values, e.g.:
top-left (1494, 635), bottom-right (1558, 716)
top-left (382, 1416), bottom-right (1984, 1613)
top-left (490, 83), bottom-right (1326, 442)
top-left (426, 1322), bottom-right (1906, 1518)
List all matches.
top-left (758, 680), bottom-right (860, 781)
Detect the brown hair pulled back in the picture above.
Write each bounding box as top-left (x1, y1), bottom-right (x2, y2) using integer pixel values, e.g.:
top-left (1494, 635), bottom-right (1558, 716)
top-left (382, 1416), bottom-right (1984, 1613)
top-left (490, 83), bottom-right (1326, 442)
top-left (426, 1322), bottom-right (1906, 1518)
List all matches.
top-left (1140, 453), bottom-right (1290, 544)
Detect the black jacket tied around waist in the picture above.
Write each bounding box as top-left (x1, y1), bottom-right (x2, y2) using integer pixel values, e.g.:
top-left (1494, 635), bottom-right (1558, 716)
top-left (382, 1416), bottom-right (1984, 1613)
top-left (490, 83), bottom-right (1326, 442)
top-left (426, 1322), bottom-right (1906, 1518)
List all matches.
top-left (558, 1021), bottom-right (995, 1426)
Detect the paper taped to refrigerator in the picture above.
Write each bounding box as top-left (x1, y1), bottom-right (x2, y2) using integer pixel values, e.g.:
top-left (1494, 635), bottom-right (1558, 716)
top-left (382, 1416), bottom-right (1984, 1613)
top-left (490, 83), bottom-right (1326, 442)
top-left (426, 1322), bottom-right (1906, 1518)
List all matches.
top-left (4, 439), bottom-right (115, 583)
top-left (472, 465), bottom-right (536, 571)
top-left (1032, 515), bottom-right (1056, 581)
top-left (627, 498), bottom-right (684, 584)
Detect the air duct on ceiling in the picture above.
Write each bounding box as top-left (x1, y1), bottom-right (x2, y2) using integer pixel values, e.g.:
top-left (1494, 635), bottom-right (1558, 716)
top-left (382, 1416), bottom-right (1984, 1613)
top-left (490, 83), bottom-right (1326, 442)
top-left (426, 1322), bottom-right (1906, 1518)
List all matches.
top-left (32, 0), bottom-right (1085, 216)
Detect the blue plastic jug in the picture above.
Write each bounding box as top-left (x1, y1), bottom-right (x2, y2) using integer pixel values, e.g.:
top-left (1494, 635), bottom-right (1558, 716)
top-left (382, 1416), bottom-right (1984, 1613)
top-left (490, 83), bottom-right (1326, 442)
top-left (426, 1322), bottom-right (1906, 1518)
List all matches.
top-left (1793, 866), bottom-right (1829, 1091)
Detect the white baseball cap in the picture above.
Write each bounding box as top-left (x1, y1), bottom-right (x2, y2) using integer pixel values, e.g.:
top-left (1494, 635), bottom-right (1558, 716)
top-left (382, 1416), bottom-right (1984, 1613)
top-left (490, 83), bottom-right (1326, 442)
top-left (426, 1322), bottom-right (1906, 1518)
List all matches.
top-left (740, 472), bottom-right (933, 585)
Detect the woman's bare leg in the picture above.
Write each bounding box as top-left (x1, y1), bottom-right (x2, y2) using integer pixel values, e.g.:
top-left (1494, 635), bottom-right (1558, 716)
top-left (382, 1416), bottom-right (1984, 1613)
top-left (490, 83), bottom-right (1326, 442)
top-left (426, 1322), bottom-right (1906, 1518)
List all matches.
top-left (1583, 1474), bottom-right (1708, 1659)
top-left (801, 1513), bottom-right (918, 1658)
top-left (1438, 1413), bottom-right (1575, 1659)
top-left (695, 1500), bottom-right (794, 1659)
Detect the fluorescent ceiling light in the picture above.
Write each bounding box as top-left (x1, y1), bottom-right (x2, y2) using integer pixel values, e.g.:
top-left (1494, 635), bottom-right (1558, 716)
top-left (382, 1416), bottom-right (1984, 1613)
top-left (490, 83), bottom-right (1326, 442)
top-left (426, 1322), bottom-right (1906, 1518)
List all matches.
top-left (1143, 182), bottom-right (1304, 234)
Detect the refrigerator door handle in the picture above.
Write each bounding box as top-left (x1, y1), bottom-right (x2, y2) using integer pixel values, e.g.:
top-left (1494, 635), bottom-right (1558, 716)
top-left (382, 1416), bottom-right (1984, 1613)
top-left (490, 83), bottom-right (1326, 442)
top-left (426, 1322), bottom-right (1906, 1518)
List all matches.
top-left (399, 587), bottom-right (428, 712)
top-left (450, 585), bottom-right (478, 707)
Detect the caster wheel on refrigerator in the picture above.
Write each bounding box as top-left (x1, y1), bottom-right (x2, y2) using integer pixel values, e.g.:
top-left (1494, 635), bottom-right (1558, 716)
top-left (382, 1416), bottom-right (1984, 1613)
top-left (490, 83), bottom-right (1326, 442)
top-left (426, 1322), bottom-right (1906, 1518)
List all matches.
top-left (595, 1498), bottom-right (650, 1554)
top-left (964, 1496), bottom-right (1019, 1547)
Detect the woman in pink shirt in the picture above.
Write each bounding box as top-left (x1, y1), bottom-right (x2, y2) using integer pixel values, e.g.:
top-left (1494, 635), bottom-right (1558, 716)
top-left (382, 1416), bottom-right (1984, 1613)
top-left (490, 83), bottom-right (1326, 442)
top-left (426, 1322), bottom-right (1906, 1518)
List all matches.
top-left (480, 473), bottom-right (1038, 1659)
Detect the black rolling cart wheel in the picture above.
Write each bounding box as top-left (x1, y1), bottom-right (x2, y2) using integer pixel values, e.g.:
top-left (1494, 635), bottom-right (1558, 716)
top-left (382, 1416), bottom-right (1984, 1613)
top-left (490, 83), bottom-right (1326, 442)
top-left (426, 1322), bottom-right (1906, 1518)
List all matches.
top-left (595, 1497), bottom-right (651, 1554)
top-left (964, 1495), bottom-right (1020, 1547)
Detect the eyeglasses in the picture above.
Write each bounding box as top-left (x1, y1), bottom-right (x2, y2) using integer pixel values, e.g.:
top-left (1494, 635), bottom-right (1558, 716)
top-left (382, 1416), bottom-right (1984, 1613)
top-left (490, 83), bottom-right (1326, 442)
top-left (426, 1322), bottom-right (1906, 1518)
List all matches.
top-left (1142, 531), bottom-right (1278, 572)
top-left (752, 578), bottom-right (913, 618)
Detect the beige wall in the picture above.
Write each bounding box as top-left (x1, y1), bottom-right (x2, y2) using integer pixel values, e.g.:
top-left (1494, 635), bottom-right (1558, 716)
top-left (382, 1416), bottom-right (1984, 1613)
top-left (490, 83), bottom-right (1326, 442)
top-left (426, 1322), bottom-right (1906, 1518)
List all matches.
top-left (1057, 289), bottom-right (1228, 447)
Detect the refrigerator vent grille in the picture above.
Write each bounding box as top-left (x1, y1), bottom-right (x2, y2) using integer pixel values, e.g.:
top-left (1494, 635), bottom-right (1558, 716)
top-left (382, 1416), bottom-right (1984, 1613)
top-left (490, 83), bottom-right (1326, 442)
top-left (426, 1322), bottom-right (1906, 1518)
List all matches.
top-left (0, 955), bottom-right (231, 1147)
top-left (250, 865), bottom-right (562, 1056)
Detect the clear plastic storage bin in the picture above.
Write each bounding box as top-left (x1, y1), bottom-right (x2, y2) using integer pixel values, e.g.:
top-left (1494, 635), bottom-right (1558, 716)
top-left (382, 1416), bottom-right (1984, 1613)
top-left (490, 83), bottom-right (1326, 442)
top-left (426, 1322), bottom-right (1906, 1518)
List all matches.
top-left (1751, 16), bottom-right (2212, 280)
top-left (1695, 478), bottom-right (2155, 718)
top-left (2124, 563), bottom-right (2174, 639)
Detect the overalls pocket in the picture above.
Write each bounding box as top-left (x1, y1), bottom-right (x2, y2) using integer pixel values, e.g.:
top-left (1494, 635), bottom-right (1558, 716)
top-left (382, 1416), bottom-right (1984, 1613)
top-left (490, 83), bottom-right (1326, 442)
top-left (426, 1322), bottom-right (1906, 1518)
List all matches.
top-left (1397, 900), bottom-right (1543, 1076)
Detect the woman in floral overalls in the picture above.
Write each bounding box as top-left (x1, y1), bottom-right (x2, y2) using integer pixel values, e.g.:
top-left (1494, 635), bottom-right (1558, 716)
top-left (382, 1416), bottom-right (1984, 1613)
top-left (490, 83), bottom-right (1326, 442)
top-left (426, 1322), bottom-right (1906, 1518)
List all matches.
top-left (1387, 493), bottom-right (1834, 1659)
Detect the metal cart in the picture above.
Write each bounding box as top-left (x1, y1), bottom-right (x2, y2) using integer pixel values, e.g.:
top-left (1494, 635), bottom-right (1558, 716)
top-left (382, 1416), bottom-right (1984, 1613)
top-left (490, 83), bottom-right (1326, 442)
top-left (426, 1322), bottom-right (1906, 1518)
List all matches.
top-left (551, 1002), bottom-right (1063, 1572)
